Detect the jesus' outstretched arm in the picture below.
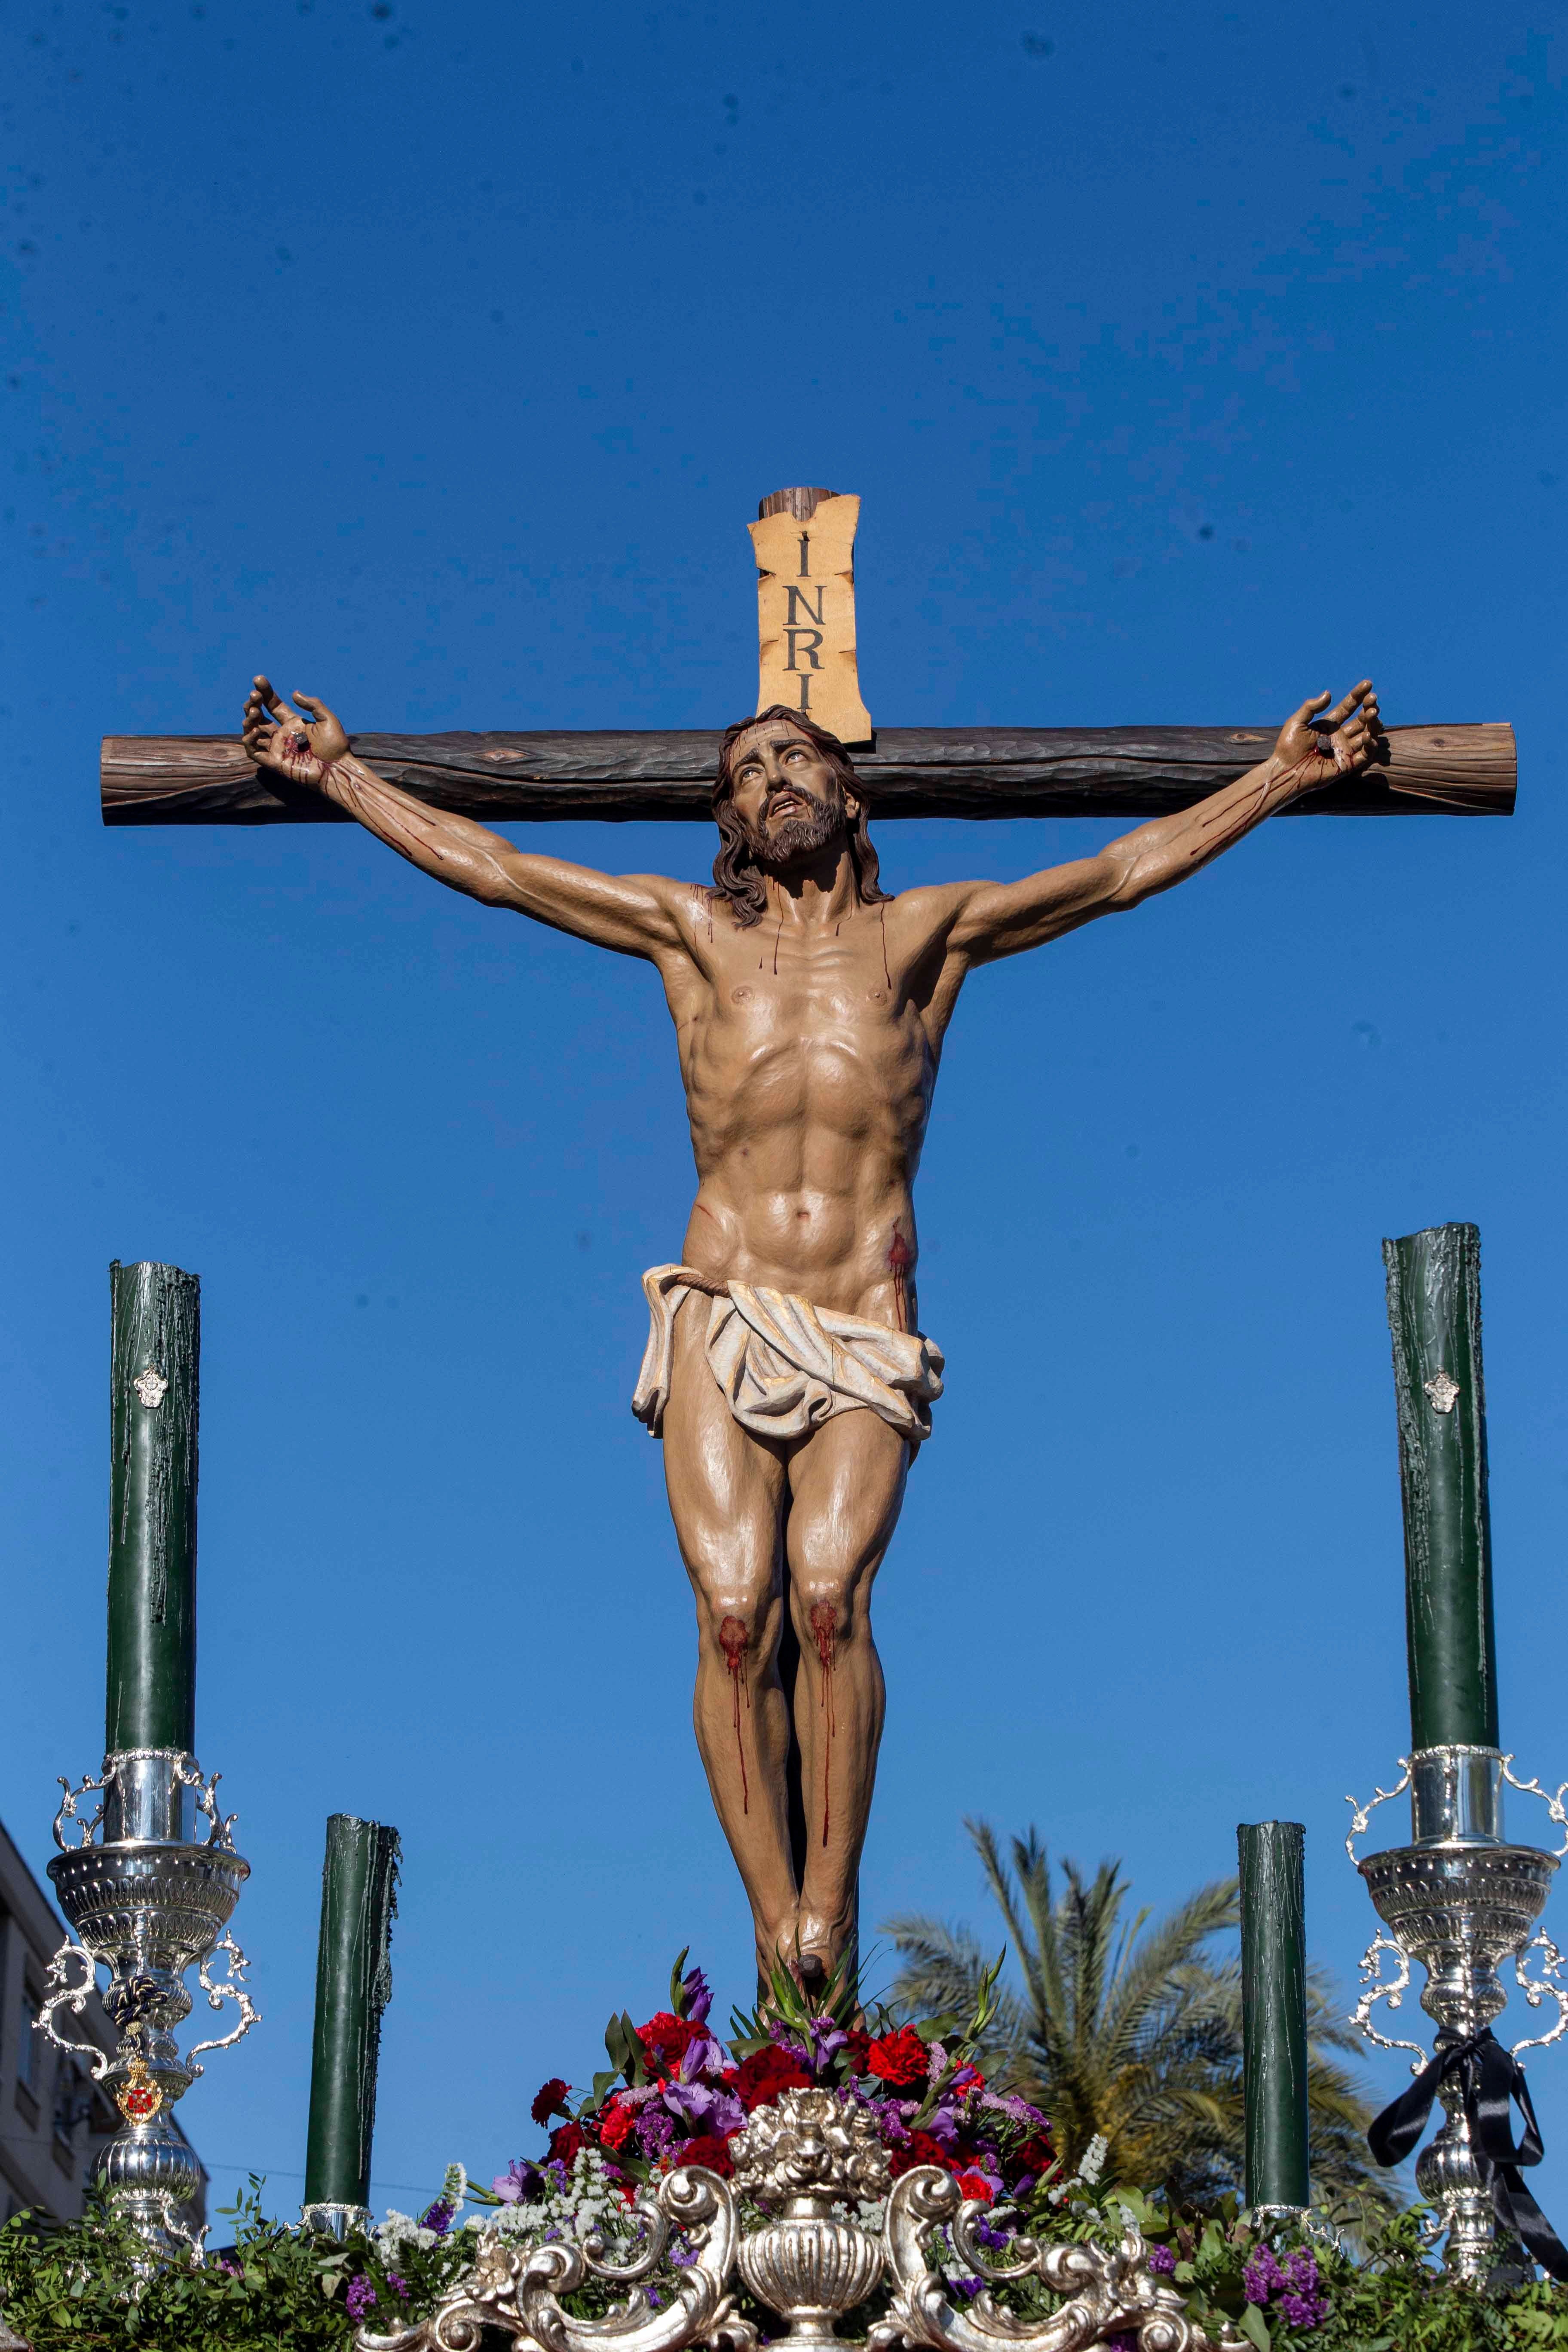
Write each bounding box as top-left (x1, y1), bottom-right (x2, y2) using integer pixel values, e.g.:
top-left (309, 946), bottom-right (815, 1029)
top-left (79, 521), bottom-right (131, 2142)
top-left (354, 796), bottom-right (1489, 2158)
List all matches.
top-left (241, 677), bottom-right (690, 961)
top-left (941, 679), bottom-right (1381, 964)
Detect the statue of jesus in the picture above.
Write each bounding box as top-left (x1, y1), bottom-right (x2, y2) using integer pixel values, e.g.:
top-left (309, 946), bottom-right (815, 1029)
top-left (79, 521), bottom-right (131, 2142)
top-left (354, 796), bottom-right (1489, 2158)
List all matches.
top-left (241, 673), bottom-right (1380, 1994)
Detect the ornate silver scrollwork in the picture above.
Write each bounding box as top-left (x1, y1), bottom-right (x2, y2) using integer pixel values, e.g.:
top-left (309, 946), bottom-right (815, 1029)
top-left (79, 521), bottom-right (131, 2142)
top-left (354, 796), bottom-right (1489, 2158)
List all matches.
top-left (53, 1768), bottom-right (109, 1850)
top-left (1501, 1758), bottom-right (1568, 1859)
top-left (36, 1939), bottom-right (111, 2080)
top-left (1344, 1763), bottom-right (1412, 1863)
top-left (354, 2147), bottom-right (1250, 2352)
top-left (1349, 1931), bottom-right (1425, 2064)
top-left (872, 2168), bottom-right (1243, 2352)
top-left (132, 1368), bottom-right (169, 1409)
top-left (186, 1932), bottom-right (260, 2068)
top-left (732, 2086), bottom-right (888, 2333)
top-left (1511, 1929), bottom-right (1568, 2056)
top-left (732, 2083), bottom-right (890, 2206)
top-left (172, 1756), bottom-right (240, 1851)
top-left (358, 2166), bottom-right (755, 2352)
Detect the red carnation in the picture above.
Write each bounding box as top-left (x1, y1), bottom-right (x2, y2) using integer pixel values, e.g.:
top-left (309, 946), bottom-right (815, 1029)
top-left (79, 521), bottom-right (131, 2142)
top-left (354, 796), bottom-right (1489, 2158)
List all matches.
top-left (531, 2077), bottom-right (572, 2126)
top-left (599, 2099), bottom-right (639, 2153)
top-left (637, 2012), bottom-right (699, 2075)
top-left (888, 2129), bottom-right (949, 2179)
top-left (867, 2026), bottom-right (931, 2090)
top-left (674, 2132), bottom-right (734, 2178)
top-left (548, 2122), bottom-right (588, 2167)
top-left (735, 2046), bottom-right (813, 2113)
top-left (840, 2029), bottom-right (873, 2074)
top-left (1013, 2132), bottom-right (1057, 2184)
top-left (956, 2168), bottom-right (994, 2204)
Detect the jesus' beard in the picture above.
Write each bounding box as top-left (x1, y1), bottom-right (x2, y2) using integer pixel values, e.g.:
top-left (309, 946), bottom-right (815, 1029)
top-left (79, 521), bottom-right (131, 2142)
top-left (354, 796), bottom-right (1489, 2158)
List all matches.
top-left (742, 786), bottom-right (845, 872)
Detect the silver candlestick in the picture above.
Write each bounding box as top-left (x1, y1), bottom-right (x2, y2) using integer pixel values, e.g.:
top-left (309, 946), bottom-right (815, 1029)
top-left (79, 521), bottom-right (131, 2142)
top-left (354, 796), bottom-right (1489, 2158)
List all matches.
top-left (1348, 1743), bottom-right (1568, 2280)
top-left (39, 1746), bottom-right (259, 2260)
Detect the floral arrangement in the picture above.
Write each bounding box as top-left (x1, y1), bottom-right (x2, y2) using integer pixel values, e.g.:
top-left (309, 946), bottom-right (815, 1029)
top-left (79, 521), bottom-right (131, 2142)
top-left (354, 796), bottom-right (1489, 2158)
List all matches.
top-left (471, 1947), bottom-right (1058, 2224)
top-left (3, 1954), bottom-right (1568, 2348)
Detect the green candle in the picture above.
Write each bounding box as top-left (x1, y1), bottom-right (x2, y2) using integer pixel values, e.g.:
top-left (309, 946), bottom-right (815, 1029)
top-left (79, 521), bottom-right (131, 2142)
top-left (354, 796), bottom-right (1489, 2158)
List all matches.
top-left (303, 1815), bottom-right (401, 2214)
top-left (1238, 1820), bottom-right (1310, 2212)
top-left (1382, 1224), bottom-right (1498, 1751)
top-left (106, 1260), bottom-right (200, 1756)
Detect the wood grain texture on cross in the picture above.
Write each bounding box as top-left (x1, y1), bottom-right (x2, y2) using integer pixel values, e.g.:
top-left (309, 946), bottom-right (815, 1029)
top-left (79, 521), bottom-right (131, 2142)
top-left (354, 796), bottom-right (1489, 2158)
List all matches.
top-left (101, 722), bottom-right (1516, 827)
top-left (101, 483), bottom-right (1516, 825)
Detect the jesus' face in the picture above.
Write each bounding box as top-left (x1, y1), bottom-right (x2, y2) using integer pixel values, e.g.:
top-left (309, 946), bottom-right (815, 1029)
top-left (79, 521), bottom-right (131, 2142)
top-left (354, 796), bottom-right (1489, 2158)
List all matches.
top-left (728, 720), bottom-right (849, 871)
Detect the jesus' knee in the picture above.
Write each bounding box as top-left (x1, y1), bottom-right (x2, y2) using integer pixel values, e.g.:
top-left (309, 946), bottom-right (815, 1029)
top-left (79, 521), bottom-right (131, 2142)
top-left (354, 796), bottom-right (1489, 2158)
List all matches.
top-left (692, 1571), bottom-right (781, 1672)
top-left (788, 1571), bottom-right (865, 1661)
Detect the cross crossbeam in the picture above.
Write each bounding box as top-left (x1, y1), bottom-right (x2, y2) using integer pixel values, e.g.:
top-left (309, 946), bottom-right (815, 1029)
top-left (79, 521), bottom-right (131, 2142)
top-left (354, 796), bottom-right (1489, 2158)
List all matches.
top-left (101, 720), bottom-right (1514, 828)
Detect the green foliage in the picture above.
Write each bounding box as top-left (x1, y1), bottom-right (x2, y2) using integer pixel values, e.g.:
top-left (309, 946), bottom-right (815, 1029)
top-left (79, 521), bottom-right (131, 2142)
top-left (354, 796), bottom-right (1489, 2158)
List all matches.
top-left (5, 2152), bottom-right (1568, 2349)
top-left (0, 2178), bottom-right (469, 2351)
top-left (1032, 2184), bottom-right (1568, 2351)
top-left (884, 1822), bottom-right (1397, 2211)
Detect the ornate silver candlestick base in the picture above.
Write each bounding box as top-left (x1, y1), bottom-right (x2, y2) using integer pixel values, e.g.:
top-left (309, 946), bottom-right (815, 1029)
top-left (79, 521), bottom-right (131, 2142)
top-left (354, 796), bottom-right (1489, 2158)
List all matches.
top-left (1348, 1744), bottom-right (1568, 2281)
top-left (40, 1748), bottom-right (259, 2260)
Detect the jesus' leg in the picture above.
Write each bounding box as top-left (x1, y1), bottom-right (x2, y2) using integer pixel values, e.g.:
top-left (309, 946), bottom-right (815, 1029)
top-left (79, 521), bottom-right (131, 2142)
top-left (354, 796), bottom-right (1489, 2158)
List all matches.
top-left (659, 1300), bottom-right (799, 1987)
top-left (782, 1410), bottom-right (910, 1988)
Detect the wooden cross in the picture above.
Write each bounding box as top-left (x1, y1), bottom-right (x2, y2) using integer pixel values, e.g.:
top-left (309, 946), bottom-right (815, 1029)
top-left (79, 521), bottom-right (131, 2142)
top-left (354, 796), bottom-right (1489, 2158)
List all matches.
top-left (101, 487), bottom-right (1515, 828)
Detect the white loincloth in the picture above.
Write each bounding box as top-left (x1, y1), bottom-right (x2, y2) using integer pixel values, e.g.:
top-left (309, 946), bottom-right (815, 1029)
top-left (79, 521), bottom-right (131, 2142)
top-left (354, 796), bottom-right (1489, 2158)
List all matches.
top-left (631, 1264), bottom-right (945, 1451)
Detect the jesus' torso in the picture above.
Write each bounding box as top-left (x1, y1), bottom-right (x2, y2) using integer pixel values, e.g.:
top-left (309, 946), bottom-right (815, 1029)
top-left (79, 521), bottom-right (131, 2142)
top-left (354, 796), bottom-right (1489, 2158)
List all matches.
top-left (652, 884), bottom-right (967, 1329)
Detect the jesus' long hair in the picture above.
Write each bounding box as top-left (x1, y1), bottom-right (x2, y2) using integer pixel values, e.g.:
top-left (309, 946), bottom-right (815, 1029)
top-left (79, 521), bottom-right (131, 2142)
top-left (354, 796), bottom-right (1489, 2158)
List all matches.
top-left (709, 705), bottom-right (890, 929)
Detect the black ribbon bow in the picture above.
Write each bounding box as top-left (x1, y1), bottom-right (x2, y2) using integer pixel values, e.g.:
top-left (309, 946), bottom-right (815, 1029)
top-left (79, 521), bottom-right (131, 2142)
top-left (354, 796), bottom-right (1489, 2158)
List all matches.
top-left (1368, 2027), bottom-right (1568, 2280)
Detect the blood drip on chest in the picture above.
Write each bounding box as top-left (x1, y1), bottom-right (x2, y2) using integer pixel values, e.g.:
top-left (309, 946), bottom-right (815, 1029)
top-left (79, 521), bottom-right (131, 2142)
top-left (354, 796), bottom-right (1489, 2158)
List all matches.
top-left (719, 1615), bottom-right (750, 1813)
top-left (808, 1600), bottom-right (838, 1846)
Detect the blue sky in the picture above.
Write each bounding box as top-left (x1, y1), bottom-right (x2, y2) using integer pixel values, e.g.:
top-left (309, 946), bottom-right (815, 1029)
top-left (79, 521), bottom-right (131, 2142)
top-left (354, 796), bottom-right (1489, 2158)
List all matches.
top-left (2, 0), bottom-right (1566, 2225)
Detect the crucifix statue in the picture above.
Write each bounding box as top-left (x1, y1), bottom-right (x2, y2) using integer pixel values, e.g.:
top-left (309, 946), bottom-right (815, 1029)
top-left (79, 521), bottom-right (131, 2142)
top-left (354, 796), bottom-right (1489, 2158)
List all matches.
top-left (105, 487), bottom-right (1513, 1997)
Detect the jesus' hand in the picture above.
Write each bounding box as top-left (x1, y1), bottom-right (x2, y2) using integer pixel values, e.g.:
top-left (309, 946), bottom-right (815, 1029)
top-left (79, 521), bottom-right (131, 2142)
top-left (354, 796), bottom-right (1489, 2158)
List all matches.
top-left (241, 677), bottom-right (349, 791)
top-left (1272, 679), bottom-right (1382, 792)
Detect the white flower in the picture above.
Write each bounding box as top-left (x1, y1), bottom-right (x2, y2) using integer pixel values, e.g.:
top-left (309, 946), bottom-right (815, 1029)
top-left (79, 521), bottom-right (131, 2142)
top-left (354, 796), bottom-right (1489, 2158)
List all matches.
top-left (1080, 2135), bottom-right (1109, 2186)
top-left (441, 2162), bottom-right (469, 2217)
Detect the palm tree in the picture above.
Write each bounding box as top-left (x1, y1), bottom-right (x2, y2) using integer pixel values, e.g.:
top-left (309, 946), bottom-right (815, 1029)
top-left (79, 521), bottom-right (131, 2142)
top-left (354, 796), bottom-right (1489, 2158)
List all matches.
top-left (882, 1822), bottom-right (1396, 2213)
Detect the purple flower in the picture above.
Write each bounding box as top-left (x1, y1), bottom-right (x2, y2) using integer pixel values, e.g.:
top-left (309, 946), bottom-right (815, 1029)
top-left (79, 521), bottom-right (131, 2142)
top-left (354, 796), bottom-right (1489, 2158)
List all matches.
top-left (665, 2079), bottom-right (746, 2136)
top-left (387, 2273), bottom-right (410, 2300)
top-left (980, 2091), bottom-right (1050, 2129)
top-left (423, 2198), bottom-right (454, 2236)
top-left (1284, 2250), bottom-right (1320, 2296)
top-left (1244, 2245), bottom-right (1286, 2306)
top-left (217, 2255), bottom-right (242, 2278)
top-left (1279, 2291), bottom-right (1329, 2329)
top-left (805, 2016), bottom-right (849, 2070)
top-left (949, 2276), bottom-right (983, 2300)
top-left (677, 2030), bottom-right (730, 2084)
top-left (769, 2016), bottom-right (849, 2076)
top-left (1147, 2244), bottom-right (1176, 2276)
top-left (637, 2107), bottom-right (679, 2156)
top-left (346, 2276), bottom-right (377, 2320)
top-left (681, 1965), bottom-right (713, 2024)
top-left (493, 2157), bottom-right (543, 2204)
